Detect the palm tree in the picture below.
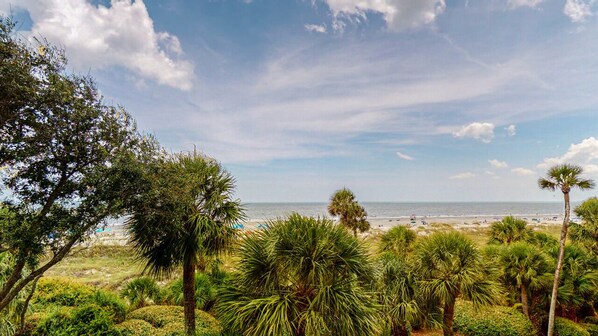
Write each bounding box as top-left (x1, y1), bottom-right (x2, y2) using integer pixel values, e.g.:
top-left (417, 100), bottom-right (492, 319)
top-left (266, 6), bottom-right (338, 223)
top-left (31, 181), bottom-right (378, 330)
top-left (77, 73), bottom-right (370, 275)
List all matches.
top-left (499, 242), bottom-right (552, 318)
top-left (121, 277), bottom-right (162, 309)
top-left (126, 153), bottom-right (244, 336)
top-left (217, 214), bottom-right (379, 336)
top-left (538, 164), bottom-right (595, 336)
top-left (379, 225), bottom-right (417, 256)
top-left (488, 216), bottom-right (531, 245)
top-left (413, 232), bottom-right (500, 336)
top-left (377, 252), bottom-right (420, 336)
top-left (328, 188), bottom-right (370, 236)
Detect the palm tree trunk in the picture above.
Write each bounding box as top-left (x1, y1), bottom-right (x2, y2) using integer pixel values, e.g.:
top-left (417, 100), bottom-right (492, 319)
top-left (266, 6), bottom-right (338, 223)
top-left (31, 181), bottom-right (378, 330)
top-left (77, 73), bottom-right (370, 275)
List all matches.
top-left (521, 283), bottom-right (530, 318)
top-left (547, 191), bottom-right (570, 336)
top-left (443, 300), bottom-right (456, 336)
top-left (183, 260), bottom-right (196, 336)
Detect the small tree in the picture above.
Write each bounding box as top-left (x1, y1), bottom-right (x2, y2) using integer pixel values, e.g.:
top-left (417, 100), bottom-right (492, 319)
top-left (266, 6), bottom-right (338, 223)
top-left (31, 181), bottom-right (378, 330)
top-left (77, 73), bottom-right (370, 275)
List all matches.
top-left (539, 164), bottom-right (595, 336)
top-left (570, 198), bottom-right (598, 254)
top-left (121, 277), bottom-right (162, 309)
top-left (379, 225), bottom-right (417, 256)
top-left (489, 216), bottom-right (531, 245)
top-left (414, 232), bottom-right (500, 336)
top-left (328, 188), bottom-right (370, 236)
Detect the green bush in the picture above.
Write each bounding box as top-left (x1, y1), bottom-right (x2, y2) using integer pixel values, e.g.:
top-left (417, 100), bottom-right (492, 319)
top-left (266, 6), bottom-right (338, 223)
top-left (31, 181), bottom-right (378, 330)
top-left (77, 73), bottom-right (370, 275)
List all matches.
top-left (585, 316), bottom-right (598, 325)
top-left (126, 305), bottom-right (221, 335)
top-left (454, 301), bottom-right (535, 336)
top-left (166, 273), bottom-right (217, 311)
top-left (34, 277), bottom-right (95, 307)
top-left (34, 304), bottom-right (121, 335)
top-left (116, 319), bottom-right (157, 336)
top-left (582, 323), bottom-right (598, 336)
top-left (93, 290), bottom-right (127, 322)
top-left (555, 317), bottom-right (590, 336)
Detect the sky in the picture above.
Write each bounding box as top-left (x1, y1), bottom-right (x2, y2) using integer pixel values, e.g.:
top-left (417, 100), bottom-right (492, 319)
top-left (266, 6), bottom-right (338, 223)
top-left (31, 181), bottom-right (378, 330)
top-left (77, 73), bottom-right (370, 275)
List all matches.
top-left (2, 0), bottom-right (598, 202)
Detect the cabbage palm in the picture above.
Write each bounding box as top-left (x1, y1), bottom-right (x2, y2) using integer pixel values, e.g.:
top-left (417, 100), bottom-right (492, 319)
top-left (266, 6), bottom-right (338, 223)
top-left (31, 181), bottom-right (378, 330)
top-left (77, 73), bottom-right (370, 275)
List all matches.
top-left (539, 164), bottom-right (595, 336)
top-left (379, 226), bottom-right (417, 256)
top-left (499, 242), bottom-right (552, 318)
top-left (570, 198), bottom-right (598, 254)
top-left (328, 188), bottom-right (370, 236)
top-left (218, 214), bottom-right (379, 336)
top-left (126, 153), bottom-right (244, 336)
top-left (488, 216), bottom-right (531, 245)
top-left (414, 232), bottom-right (500, 336)
top-left (377, 253), bottom-right (420, 336)
top-left (121, 277), bottom-right (162, 309)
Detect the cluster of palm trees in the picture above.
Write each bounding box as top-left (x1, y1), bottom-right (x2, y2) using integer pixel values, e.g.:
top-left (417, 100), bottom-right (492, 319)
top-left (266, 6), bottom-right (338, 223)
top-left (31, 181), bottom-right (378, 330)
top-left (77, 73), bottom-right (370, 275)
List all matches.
top-left (124, 154), bottom-right (596, 336)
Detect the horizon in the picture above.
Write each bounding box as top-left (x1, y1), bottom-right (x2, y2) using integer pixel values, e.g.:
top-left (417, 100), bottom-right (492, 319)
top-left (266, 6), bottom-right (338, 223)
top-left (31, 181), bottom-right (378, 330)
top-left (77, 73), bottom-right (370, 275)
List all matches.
top-left (4, 0), bottom-right (598, 203)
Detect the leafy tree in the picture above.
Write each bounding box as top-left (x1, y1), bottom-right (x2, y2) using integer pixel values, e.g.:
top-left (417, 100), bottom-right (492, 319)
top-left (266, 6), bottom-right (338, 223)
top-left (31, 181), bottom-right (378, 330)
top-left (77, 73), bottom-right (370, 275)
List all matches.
top-left (126, 153), bottom-right (244, 336)
top-left (121, 277), bottom-right (162, 309)
top-left (377, 252), bottom-right (420, 336)
top-left (0, 17), bottom-right (151, 313)
top-left (499, 242), bottom-right (552, 318)
top-left (413, 232), bottom-right (500, 336)
top-left (489, 216), bottom-right (531, 245)
top-left (379, 225), bottom-right (417, 256)
top-left (218, 214), bottom-right (379, 336)
top-left (553, 244), bottom-right (598, 321)
top-left (571, 198), bottom-right (598, 254)
top-left (328, 188), bottom-right (370, 236)
top-left (538, 164), bottom-right (595, 336)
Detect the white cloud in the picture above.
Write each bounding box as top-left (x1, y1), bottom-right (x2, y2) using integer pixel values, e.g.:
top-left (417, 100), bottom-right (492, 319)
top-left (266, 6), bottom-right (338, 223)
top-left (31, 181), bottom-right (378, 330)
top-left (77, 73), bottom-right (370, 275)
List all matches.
top-left (323, 0), bottom-right (446, 32)
top-left (11, 0), bottom-right (193, 90)
top-left (505, 124), bottom-right (516, 136)
top-left (511, 167), bottom-right (535, 176)
top-left (489, 159), bottom-right (508, 168)
top-left (537, 137), bottom-right (598, 175)
top-left (396, 151), bottom-right (415, 160)
top-left (485, 171), bottom-right (501, 179)
top-left (450, 172), bottom-right (475, 180)
top-left (453, 122), bottom-right (495, 143)
top-left (507, 0), bottom-right (543, 9)
top-left (304, 24), bottom-right (327, 33)
top-left (564, 0), bottom-right (594, 22)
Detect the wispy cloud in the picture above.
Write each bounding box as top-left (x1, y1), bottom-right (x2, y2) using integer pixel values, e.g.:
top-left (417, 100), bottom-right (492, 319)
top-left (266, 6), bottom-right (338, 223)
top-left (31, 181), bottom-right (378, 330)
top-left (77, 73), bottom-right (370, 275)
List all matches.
top-left (564, 0), bottom-right (594, 22)
top-left (507, 0), bottom-right (543, 9)
top-left (450, 172), bottom-right (476, 180)
top-left (489, 159), bottom-right (509, 168)
top-left (304, 24), bottom-right (327, 33)
top-left (396, 151), bottom-right (415, 160)
top-left (511, 167), bottom-right (536, 176)
top-left (505, 124), bottom-right (516, 136)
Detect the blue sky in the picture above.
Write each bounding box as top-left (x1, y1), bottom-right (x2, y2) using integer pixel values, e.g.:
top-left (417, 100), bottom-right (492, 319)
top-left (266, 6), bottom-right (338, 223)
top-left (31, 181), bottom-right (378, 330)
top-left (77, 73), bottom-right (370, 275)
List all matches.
top-left (3, 0), bottom-right (598, 202)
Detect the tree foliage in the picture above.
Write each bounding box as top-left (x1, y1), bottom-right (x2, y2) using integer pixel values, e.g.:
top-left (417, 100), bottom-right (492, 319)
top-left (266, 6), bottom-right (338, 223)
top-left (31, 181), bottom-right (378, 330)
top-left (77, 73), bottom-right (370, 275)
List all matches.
top-left (218, 214), bottom-right (379, 336)
top-left (327, 188), bottom-right (370, 236)
top-left (0, 17), bottom-right (153, 313)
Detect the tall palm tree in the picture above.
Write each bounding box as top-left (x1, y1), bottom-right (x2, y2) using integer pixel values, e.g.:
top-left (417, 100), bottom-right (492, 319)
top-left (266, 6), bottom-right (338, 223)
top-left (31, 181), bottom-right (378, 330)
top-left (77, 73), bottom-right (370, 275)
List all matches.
top-left (539, 164), bottom-right (595, 336)
top-left (217, 214), bottom-right (379, 336)
top-left (413, 232), bottom-right (500, 336)
top-left (328, 188), bottom-right (370, 236)
top-left (126, 153), bottom-right (244, 336)
top-left (499, 242), bottom-right (552, 318)
top-left (488, 216), bottom-right (531, 245)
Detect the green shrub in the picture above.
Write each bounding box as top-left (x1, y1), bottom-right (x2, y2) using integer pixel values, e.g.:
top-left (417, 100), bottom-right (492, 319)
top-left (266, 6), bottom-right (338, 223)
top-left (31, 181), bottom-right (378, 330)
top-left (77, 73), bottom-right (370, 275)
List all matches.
top-left (116, 319), bottom-right (157, 336)
top-left (93, 290), bottom-right (127, 322)
top-left (34, 277), bottom-right (95, 307)
top-left (454, 301), bottom-right (535, 336)
top-left (34, 304), bottom-right (121, 335)
top-left (166, 273), bottom-right (217, 311)
top-left (555, 317), bottom-right (590, 336)
top-left (582, 323), bottom-right (598, 336)
top-left (585, 317), bottom-right (598, 325)
top-left (126, 306), bottom-right (221, 335)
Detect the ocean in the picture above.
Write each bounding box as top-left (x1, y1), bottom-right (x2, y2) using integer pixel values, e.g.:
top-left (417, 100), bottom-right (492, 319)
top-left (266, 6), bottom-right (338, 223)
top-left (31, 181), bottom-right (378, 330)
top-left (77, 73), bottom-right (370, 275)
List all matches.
top-left (243, 202), bottom-right (577, 221)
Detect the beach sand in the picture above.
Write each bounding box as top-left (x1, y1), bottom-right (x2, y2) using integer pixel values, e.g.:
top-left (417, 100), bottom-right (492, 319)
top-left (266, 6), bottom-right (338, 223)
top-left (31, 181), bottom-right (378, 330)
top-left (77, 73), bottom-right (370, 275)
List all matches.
top-left (88, 214), bottom-right (566, 246)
